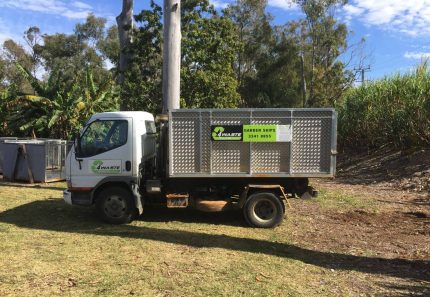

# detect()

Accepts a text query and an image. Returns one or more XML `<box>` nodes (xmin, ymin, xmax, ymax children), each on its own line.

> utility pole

<box><xmin>354</xmin><ymin>66</ymin><xmax>371</xmax><ymax>86</ymax></box>
<box><xmin>162</xmin><ymin>0</ymin><xmax>181</xmax><ymax>114</ymax></box>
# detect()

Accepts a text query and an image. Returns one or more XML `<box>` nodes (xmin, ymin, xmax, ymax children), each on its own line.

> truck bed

<box><xmin>168</xmin><ymin>108</ymin><xmax>337</xmax><ymax>178</ymax></box>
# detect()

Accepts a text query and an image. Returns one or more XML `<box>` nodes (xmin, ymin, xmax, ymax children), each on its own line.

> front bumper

<box><xmin>63</xmin><ymin>189</ymin><xmax>73</xmax><ymax>205</ymax></box>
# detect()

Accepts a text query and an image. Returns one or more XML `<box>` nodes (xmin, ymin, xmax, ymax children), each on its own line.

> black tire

<box><xmin>96</xmin><ymin>187</ymin><xmax>135</xmax><ymax>224</ymax></box>
<box><xmin>243</xmin><ymin>192</ymin><xmax>284</xmax><ymax>228</ymax></box>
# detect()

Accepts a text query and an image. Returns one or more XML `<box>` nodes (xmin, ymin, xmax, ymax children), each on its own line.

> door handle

<box><xmin>125</xmin><ymin>161</ymin><xmax>131</xmax><ymax>171</ymax></box>
<box><xmin>76</xmin><ymin>158</ymin><xmax>83</xmax><ymax>170</ymax></box>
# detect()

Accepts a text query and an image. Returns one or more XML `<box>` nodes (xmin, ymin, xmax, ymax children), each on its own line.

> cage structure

<box><xmin>169</xmin><ymin>108</ymin><xmax>337</xmax><ymax>178</ymax></box>
<box><xmin>0</xmin><ymin>139</ymin><xmax>67</xmax><ymax>183</ymax></box>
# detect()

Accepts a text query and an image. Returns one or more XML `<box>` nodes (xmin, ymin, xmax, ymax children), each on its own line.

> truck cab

<box><xmin>64</xmin><ymin>111</ymin><xmax>155</xmax><ymax>223</ymax></box>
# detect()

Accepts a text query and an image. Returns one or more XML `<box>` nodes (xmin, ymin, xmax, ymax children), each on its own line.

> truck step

<box><xmin>166</xmin><ymin>193</ymin><xmax>189</xmax><ymax>208</ymax></box>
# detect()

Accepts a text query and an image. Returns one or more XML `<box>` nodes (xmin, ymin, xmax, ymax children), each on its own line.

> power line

<box><xmin>354</xmin><ymin>66</ymin><xmax>371</xmax><ymax>86</ymax></box>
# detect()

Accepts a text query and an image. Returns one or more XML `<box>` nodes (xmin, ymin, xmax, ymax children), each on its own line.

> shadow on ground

<box><xmin>142</xmin><ymin>205</ymin><xmax>247</xmax><ymax>227</ymax></box>
<box><xmin>0</xmin><ymin>198</ymin><xmax>429</xmax><ymax>283</ymax></box>
<box><xmin>380</xmin><ymin>282</ymin><xmax>430</xmax><ymax>297</ymax></box>
<box><xmin>0</xmin><ymin>181</ymin><xmax>64</xmax><ymax>191</ymax></box>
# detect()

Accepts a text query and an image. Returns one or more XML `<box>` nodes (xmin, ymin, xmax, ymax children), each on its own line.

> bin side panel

<box><xmin>211</xmin><ymin>115</ymin><xmax>250</xmax><ymax>174</ymax></box>
<box><xmin>291</xmin><ymin>110</ymin><xmax>333</xmax><ymax>174</ymax></box>
<box><xmin>171</xmin><ymin>115</ymin><xmax>200</xmax><ymax>174</ymax></box>
<box><xmin>251</xmin><ymin>142</ymin><xmax>290</xmax><ymax>173</ymax></box>
<box><xmin>170</xmin><ymin>109</ymin><xmax>336</xmax><ymax>177</ymax></box>
<box><xmin>250</xmin><ymin>111</ymin><xmax>291</xmax><ymax>174</ymax></box>
<box><xmin>24</xmin><ymin>144</ymin><xmax>45</xmax><ymax>182</ymax></box>
<box><xmin>1</xmin><ymin>143</ymin><xmax>18</xmax><ymax>180</ymax></box>
<box><xmin>200</xmin><ymin>112</ymin><xmax>211</xmax><ymax>173</ymax></box>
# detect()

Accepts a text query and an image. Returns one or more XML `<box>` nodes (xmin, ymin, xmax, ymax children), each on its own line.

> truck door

<box><xmin>70</xmin><ymin>117</ymin><xmax>133</xmax><ymax>188</ymax></box>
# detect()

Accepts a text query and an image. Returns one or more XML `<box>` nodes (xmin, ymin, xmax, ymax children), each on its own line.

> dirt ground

<box><xmin>296</xmin><ymin>148</ymin><xmax>430</xmax><ymax>296</ymax></box>
<box><xmin>337</xmin><ymin>147</ymin><xmax>430</xmax><ymax>193</ymax></box>
<box><xmin>306</xmin><ymin>180</ymin><xmax>430</xmax><ymax>259</ymax></box>
<box><xmin>292</xmin><ymin>179</ymin><xmax>429</xmax><ymax>295</ymax></box>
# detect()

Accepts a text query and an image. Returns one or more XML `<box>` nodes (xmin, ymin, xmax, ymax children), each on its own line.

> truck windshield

<box><xmin>80</xmin><ymin>120</ymin><xmax>128</xmax><ymax>157</ymax></box>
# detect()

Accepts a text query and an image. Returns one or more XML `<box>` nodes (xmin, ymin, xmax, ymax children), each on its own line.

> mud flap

<box><xmin>131</xmin><ymin>183</ymin><xmax>144</xmax><ymax>215</ymax></box>
<box><xmin>300</xmin><ymin>186</ymin><xmax>318</xmax><ymax>199</ymax></box>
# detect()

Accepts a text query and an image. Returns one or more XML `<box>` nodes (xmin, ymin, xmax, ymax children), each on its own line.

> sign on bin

<box><xmin>211</xmin><ymin>125</ymin><xmax>292</xmax><ymax>142</ymax></box>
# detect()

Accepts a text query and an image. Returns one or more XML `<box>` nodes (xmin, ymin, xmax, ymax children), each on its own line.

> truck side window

<box><xmin>80</xmin><ymin>120</ymin><xmax>128</xmax><ymax>157</ymax></box>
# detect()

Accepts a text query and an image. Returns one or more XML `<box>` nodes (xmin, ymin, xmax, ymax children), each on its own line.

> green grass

<box><xmin>0</xmin><ymin>181</ymin><xmax>426</xmax><ymax>296</ymax></box>
<box><xmin>313</xmin><ymin>189</ymin><xmax>378</xmax><ymax>211</ymax></box>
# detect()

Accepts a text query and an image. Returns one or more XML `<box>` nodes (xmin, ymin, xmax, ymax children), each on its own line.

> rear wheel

<box><xmin>243</xmin><ymin>192</ymin><xmax>284</xmax><ymax>228</ymax></box>
<box><xmin>96</xmin><ymin>187</ymin><xmax>135</xmax><ymax>224</ymax></box>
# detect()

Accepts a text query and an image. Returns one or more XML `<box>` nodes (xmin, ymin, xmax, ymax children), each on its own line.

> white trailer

<box><xmin>64</xmin><ymin>108</ymin><xmax>337</xmax><ymax>228</ymax></box>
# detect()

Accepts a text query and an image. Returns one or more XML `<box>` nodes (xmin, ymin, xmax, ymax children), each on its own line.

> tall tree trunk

<box><xmin>162</xmin><ymin>0</ymin><xmax>181</xmax><ymax>114</ymax></box>
<box><xmin>309</xmin><ymin>43</ymin><xmax>315</xmax><ymax>107</ymax></box>
<box><xmin>117</xmin><ymin>0</ymin><xmax>134</xmax><ymax>111</ymax></box>
<box><xmin>300</xmin><ymin>53</ymin><xmax>307</xmax><ymax>107</ymax></box>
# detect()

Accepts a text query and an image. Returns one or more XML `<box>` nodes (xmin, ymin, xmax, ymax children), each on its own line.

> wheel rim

<box><xmin>253</xmin><ymin>198</ymin><xmax>276</xmax><ymax>222</ymax></box>
<box><xmin>104</xmin><ymin>194</ymin><xmax>127</xmax><ymax>218</ymax></box>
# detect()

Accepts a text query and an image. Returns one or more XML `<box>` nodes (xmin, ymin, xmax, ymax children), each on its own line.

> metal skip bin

<box><xmin>0</xmin><ymin>137</ymin><xmax>18</xmax><ymax>174</ymax></box>
<box><xmin>169</xmin><ymin>109</ymin><xmax>337</xmax><ymax>178</ymax></box>
<box><xmin>0</xmin><ymin>139</ymin><xmax>67</xmax><ymax>183</ymax></box>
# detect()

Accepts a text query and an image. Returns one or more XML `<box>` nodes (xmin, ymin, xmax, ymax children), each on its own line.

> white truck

<box><xmin>64</xmin><ymin>108</ymin><xmax>337</xmax><ymax>228</ymax></box>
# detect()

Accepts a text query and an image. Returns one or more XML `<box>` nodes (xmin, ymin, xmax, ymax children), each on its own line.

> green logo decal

<box><xmin>90</xmin><ymin>160</ymin><xmax>121</xmax><ymax>174</ymax></box>
<box><xmin>211</xmin><ymin>126</ymin><xmax>242</xmax><ymax>141</ymax></box>
<box><xmin>91</xmin><ymin>160</ymin><xmax>103</xmax><ymax>173</ymax></box>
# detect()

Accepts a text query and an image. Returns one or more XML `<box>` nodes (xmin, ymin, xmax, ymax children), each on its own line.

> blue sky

<box><xmin>1</xmin><ymin>0</ymin><xmax>430</xmax><ymax>81</ymax></box>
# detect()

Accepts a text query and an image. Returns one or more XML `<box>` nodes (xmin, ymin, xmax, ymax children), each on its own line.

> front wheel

<box><xmin>96</xmin><ymin>187</ymin><xmax>135</xmax><ymax>224</ymax></box>
<box><xmin>243</xmin><ymin>192</ymin><xmax>284</xmax><ymax>228</ymax></box>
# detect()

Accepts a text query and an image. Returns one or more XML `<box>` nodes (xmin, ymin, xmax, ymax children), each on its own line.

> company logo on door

<box><xmin>90</xmin><ymin>160</ymin><xmax>122</xmax><ymax>174</ymax></box>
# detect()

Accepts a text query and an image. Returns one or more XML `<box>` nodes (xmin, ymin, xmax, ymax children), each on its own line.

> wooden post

<box><xmin>162</xmin><ymin>0</ymin><xmax>181</xmax><ymax>114</ymax></box>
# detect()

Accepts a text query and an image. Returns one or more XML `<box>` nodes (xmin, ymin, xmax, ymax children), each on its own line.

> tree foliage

<box><xmin>0</xmin><ymin>1</ymin><xmax>362</xmax><ymax>142</ymax></box>
<box><xmin>120</xmin><ymin>1</ymin><xmax>163</xmax><ymax>113</ymax></box>
<box><xmin>121</xmin><ymin>0</ymin><xmax>240</xmax><ymax>113</ymax></box>
<box><xmin>180</xmin><ymin>0</ymin><xmax>241</xmax><ymax>108</ymax></box>
<box><xmin>5</xmin><ymin>64</ymin><xmax>118</xmax><ymax>139</ymax></box>
<box><xmin>294</xmin><ymin>0</ymin><xmax>352</xmax><ymax>107</ymax></box>
<box><xmin>0</xmin><ymin>15</ymin><xmax>120</xmax><ymax>138</ymax></box>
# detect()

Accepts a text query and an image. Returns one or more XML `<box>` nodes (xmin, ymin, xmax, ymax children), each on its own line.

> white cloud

<box><xmin>62</xmin><ymin>10</ymin><xmax>91</xmax><ymax>19</ymax></box>
<box><xmin>344</xmin><ymin>0</ymin><xmax>430</xmax><ymax>36</ymax></box>
<box><xmin>72</xmin><ymin>1</ymin><xmax>92</xmax><ymax>10</ymax></box>
<box><xmin>209</xmin><ymin>0</ymin><xmax>298</xmax><ymax>11</ymax></box>
<box><xmin>0</xmin><ymin>0</ymin><xmax>93</xmax><ymax>19</ymax></box>
<box><xmin>404</xmin><ymin>51</ymin><xmax>430</xmax><ymax>59</ymax></box>
<box><xmin>268</xmin><ymin>0</ymin><xmax>298</xmax><ymax>10</ymax></box>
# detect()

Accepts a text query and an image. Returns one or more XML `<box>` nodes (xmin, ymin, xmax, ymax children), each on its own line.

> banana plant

<box><xmin>6</xmin><ymin>63</ymin><xmax>118</xmax><ymax>139</ymax></box>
